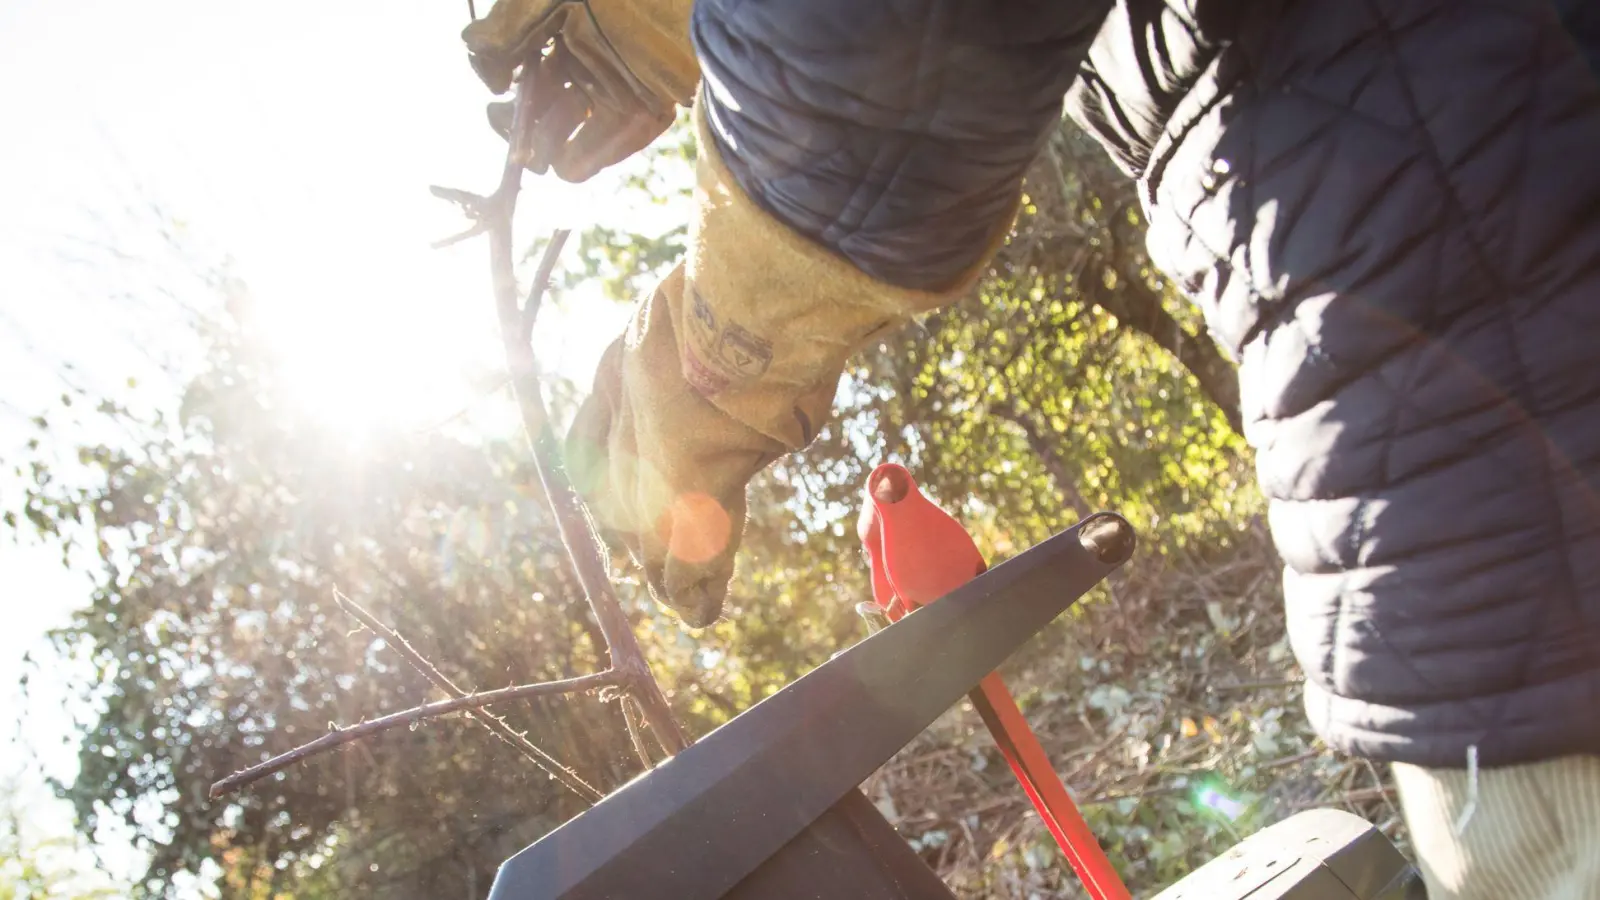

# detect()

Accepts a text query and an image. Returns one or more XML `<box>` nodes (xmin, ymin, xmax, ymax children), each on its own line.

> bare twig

<box><xmin>208</xmin><ymin>671</ymin><xmax>618</xmax><ymax>799</ymax></box>
<box><xmin>1079</xmin><ymin>785</ymin><xmax>1188</xmax><ymax>806</ymax></box>
<box><xmin>434</xmin><ymin>70</ymin><xmax>688</xmax><ymax>759</ymax></box>
<box><xmin>1206</xmin><ymin>677</ymin><xmax>1304</xmax><ymax>694</ymax></box>
<box><xmin>619</xmin><ymin>696</ymin><xmax>653</xmax><ymax>769</ymax></box>
<box><xmin>1361</xmin><ymin>757</ymin><xmax>1403</xmax><ymax>823</ymax></box>
<box><xmin>1289</xmin><ymin>785</ymin><xmax>1395</xmax><ymax>812</ymax></box>
<box><xmin>1260</xmin><ymin>749</ymin><xmax>1321</xmax><ymax>770</ymax></box>
<box><xmin>431</xmin><ymin>221</ymin><xmax>491</xmax><ymax>250</ymax></box>
<box><xmin>410</xmin><ymin>375</ymin><xmax>513</xmax><ymax>435</ymax></box>
<box><xmin>520</xmin><ymin>229</ymin><xmax>571</xmax><ymax>346</ymax></box>
<box><xmin>207</xmin><ymin>56</ymin><xmax>685</xmax><ymax>809</ymax></box>
<box><xmin>430</xmin><ymin>184</ymin><xmax>494</xmax><ymax>212</ymax></box>
<box><xmin>333</xmin><ymin>589</ymin><xmax>602</xmax><ymax>802</ymax></box>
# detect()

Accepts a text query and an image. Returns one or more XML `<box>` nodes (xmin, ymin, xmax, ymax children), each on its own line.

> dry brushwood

<box><xmin>209</xmin><ymin>66</ymin><xmax>686</xmax><ymax>801</ymax></box>
<box><xmin>331</xmin><ymin>589</ymin><xmax>602</xmax><ymax>802</ymax></box>
<box><xmin>208</xmin><ymin>671</ymin><xmax>618</xmax><ymax>799</ymax></box>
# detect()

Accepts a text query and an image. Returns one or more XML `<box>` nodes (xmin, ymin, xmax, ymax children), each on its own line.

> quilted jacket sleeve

<box><xmin>1555</xmin><ymin>0</ymin><xmax>1600</xmax><ymax>73</ymax></box>
<box><xmin>689</xmin><ymin>0</ymin><xmax>1113</xmax><ymax>292</ymax></box>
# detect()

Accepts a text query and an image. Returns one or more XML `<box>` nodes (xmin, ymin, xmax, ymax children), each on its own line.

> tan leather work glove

<box><xmin>564</xmin><ymin>101</ymin><xmax>1020</xmax><ymax>627</ymax></box>
<box><xmin>462</xmin><ymin>0</ymin><xmax>698</xmax><ymax>182</ymax></box>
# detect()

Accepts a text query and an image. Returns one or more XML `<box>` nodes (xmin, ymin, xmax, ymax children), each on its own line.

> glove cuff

<box><xmin>618</xmin><ymin>0</ymin><xmax>700</xmax><ymax>108</ymax></box>
<box><xmin>681</xmin><ymin>97</ymin><xmax>1018</xmax><ymax>449</ymax></box>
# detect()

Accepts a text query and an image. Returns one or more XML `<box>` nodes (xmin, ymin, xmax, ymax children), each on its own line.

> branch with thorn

<box><xmin>209</xmin><ymin>67</ymin><xmax>686</xmax><ymax>803</ymax></box>
<box><xmin>449</xmin><ymin>68</ymin><xmax>686</xmax><ymax>758</ymax></box>
<box><xmin>210</xmin><ymin>671</ymin><xmax>618</xmax><ymax>800</ymax></box>
<box><xmin>331</xmin><ymin>589</ymin><xmax>602</xmax><ymax>802</ymax></box>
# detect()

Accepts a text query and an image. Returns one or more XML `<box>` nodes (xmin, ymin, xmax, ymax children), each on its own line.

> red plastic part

<box><xmin>858</xmin><ymin>463</ymin><xmax>1132</xmax><ymax>900</ymax></box>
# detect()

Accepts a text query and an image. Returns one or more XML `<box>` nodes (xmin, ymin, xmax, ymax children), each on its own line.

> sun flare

<box><xmin>245</xmin><ymin>190</ymin><xmax>636</xmax><ymax>446</ymax></box>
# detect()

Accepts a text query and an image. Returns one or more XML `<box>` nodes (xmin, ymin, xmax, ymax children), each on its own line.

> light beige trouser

<box><xmin>1393</xmin><ymin>755</ymin><xmax>1600</xmax><ymax>900</ymax></box>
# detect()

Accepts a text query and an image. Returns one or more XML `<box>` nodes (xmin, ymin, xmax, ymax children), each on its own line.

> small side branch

<box><xmin>333</xmin><ymin>589</ymin><xmax>602</xmax><ymax>802</ymax></box>
<box><xmin>206</xmin><ymin>62</ymin><xmax>686</xmax><ymax>808</ymax></box>
<box><xmin>1205</xmin><ymin>677</ymin><xmax>1305</xmax><ymax>695</ymax></box>
<box><xmin>208</xmin><ymin>671</ymin><xmax>618</xmax><ymax>800</ymax></box>
<box><xmin>520</xmin><ymin>229</ymin><xmax>571</xmax><ymax>346</ymax></box>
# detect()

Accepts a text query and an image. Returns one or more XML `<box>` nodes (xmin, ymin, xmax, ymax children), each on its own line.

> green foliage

<box><xmin>0</xmin><ymin>780</ymin><xmax>123</xmax><ymax>899</ymax></box>
<box><xmin>563</xmin><ymin>107</ymin><xmax>695</xmax><ymax>304</ymax></box>
<box><xmin>8</xmin><ymin>300</ymin><xmax>728</xmax><ymax>898</ymax></box>
<box><xmin>3</xmin><ymin>114</ymin><xmax>1368</xmax><ymax>900</ymax></box>
<box><xmin>563</xmin><ymin>116</ymin><xmax>1349</xmax><ymax>899</ymax></box>
<box><xmin>852</xmin><ymin>532</ymin><xmax>1404</xmax><ymax>899</ymax></box>
<box><xmin>661</xmin><ymin>120</ymin><xmax>1261</xmax><ymax>722</ymax></box>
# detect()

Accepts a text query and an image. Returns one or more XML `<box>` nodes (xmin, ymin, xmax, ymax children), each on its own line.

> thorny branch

<box><xmin>521</xmin><ymin>228</ymin><xmax>571</xmax><ymax>346</ymax></box>
<box><xmin>331</xmin><ymin>589</ymin><xmax>602</xmax><ymax>802</ymax></box>
<box><xmin>619</xmin><ymin>696</ymin><xmax>654</xmax><ymax>769</ymax></box>
<box><xmin>209</xmin><ymin>671</ymin><xmax>618</xmax><ymax>799</ymax></box>
<box><xmin>456</xmin><ymin>69</ymin><xmax>688</xmax><ymax>757</ymax></box>
<box><xmin>209</xmin><ymin>67</ymin><xmax>686</xmax><ymax>802</ymax></box>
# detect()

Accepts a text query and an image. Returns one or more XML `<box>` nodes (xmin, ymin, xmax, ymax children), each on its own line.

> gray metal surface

<box><xmin>488</xmin><ymin>515</ymin><xmax>1132</xmax><ymax>900</ymax></box>
<box><xmin>1153</xmin><ymin>809</ymin><xmax>1424</xmax><ymax>900</ymax></box>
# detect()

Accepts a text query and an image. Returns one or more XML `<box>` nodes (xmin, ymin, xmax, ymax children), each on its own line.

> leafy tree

<box><xmin>9</xmin><ymin>288</ymin><xmax>732</xmax><ymax>897</ymax></box>
<box><xmin>573</xmin><ymin>116</ymin><xmax>1255</xmax><ymax>561</ymax></box>
<box><xmin>580</xmin><ymin>116</ymin><xmax>1261</xmax><ymax>712</ymax></box>
<box><xmin>0</xmin><ymin>779</ymin><xmax>123</xmax><ymax>900</ymax></box>
<box><xmin>560</xmin><ymin>116</ymin><xmax>1327</xmax><ymax>899</ymax></box>
<box><xmin>6</xmin><ymin>112</ymin><xmax>1316</xmax><ymax>899</ymax></box>
<box><xmin>851</xmin><ymin>125</ymin><xmax>1252</xmax><ymax>553</ymax></box>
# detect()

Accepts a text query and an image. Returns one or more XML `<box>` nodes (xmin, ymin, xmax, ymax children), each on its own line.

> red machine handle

<box><xmin>858</xmin><ymin>463</ymin><xmax>1132</xmax><ymax>900</ymax></box>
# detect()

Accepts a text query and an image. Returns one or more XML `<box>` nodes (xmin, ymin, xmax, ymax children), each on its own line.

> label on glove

<box><xmin>683</xmin><ymin>287</ymin><xmax>773</xmax><ymax>396</ymax></box>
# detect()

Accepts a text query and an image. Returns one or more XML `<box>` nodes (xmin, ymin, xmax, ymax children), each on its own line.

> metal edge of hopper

<box><xmin>488</xmin><ymin>513</ymin><xmax>1135</xmax><ymax>900</ymax></box>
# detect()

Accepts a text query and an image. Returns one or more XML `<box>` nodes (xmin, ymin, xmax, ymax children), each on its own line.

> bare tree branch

<box><xmin>1205</xmin><ymin>677</ymin><xmax>1305</xmax><ymax>694</ymax></box>
<box><xmin>619</xmin><ymin>696</ymin><xmax>654</xmax><ymax>770</ymax></box>
<box><xmin>208</xmin><ymin>671</ymin><xmax>618</xmax><ymax>799</ymax></box>
<box><xmin>333</xmin><ymin>589</ymin><xmax>602</xmax><ymax>802</ymax></box>
<box><xmin>1091</xmin><ymin>280</ymin><xmax>1242</xmax><ymax>435</ymax></box>
<box><xmin>431</xmin><ymin>221</ymin><xmax>491</xmax><ymax>250</ymax></box>
<box><xmin>1021</xmin><ymin>130</ymin><xmax>1244</xmax><ymax>437</ymax></box>
<box><xmin>993</xmin><ymin>398</ymin><xmax>1094</xmax><ymax>519</ymax></box>
<box><xmin>436</xmin><ymin>71</ymin><xmax>688</xmax><ymax>759</ymax></box>
<box><xmin>211</xmin><ymin>63</ymin><xmax>688</xmax><ymax>808</ymax></box>
<box><xmin>411</xmin><ymin>375</ymin><xmax>513</xmax><ymax>435</ymax></box>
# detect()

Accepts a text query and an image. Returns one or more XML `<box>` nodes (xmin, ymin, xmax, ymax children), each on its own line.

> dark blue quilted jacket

<box><xmin>691</xmin><ymin>0</ymin><xmax>1600</xmax><ymax>770</ymax></box>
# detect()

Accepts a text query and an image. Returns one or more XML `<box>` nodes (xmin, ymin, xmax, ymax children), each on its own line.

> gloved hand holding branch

<box><xmin>462</xmin><ymin>0</ymin><xmax>699</xmax><ymax>182</ymax></box>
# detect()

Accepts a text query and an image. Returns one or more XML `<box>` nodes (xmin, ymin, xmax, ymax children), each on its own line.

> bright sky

<box><xmin>0</xmin><ymin>0</ymin><xmax>659</xmax><ymax>891</ymax></box>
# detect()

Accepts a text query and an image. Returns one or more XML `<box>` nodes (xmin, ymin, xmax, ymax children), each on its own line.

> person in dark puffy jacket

<box><xmin>461</xmin><ymin>1</ymin><xmax>1600</xmax><ymax>896</ymax></box>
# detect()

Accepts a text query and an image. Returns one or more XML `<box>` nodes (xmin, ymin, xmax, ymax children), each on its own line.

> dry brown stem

<box><xmin>465</xmin><ymin>72</ymin><xmax>687</xmax><ymax>758</ymax></box>
<box><xmin>208</xmin><ymin>671</ymin><xmax>617</xmax><ymax>799</ymax></box>
<box><xmin>332</xmin><ymin>589</ymin><xmax>602</xmax><ymax>802</ymax></box>
<box><xmin>209</xmin><ymin>66</ymin><xmax>687</xmax><ymax>805</ymax></box>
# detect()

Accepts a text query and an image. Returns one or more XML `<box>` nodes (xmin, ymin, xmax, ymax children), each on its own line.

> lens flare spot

<box><xmin>659</xmin><ymin>492</ymin><xmax>731</xmax><ymax>565</ymax></box>
<box><xmin>1192</xmin><ymin>783</ymin><xmax>1247</xmax><ymax>821</ymax></box>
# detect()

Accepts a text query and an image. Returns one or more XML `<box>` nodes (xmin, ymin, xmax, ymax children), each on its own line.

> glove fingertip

<box><xmin>468</xmin><ymin>53</ymin><xmax>514</xmax><ymax>96</ymax></box>
<box><xmin>654</xmin><ymin>580</ymin><xmax>726</xmax><ymax>630</ymax></box>
<box><xmin>633</xmin><ymin>549</ymin><xmax>727</xmax><ymax>629</ymax></box>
